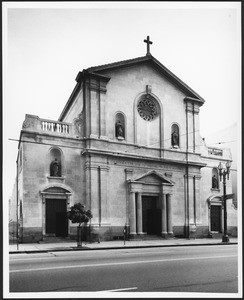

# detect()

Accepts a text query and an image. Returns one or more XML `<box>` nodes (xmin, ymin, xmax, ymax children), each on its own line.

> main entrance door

<box><xmin>142</xmin><ymin>196</ymin><xmax>161</xmax><ymax>235</ymax></box>
<box><xmin>46</xmin><ymin>199</ymin><xmax>68</xmax><ymax>237</ymax></box>
<box><xmin>210</xmin><ymin>205</ymin><xmax>222</xmax><ymax>232</ymax></box>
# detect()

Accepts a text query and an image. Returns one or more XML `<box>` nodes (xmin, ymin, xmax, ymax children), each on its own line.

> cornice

<box><xmin>76</xmin><ymin>69</ymin><xmax>111</xmax><ymax>83</ymax></box>
<box><xmin>81</xmin><ymin>148</ymin><xmax>206</xmax><ymax>168</ymax></box>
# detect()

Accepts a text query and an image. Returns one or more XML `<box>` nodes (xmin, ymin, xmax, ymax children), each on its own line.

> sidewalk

<box><xmin>9</xmin><ymin>237</ymin><xmax>238</xmax><ymax>254</ymax></box>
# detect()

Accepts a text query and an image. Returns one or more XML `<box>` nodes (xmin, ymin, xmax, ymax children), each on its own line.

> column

<box><xmin>136</xmin><ymin>192</ymin><xmax>143</xmax><ymax>234</ymax></box>
<box><xmin>125</xmin><ymin>169</ymin><xmax>133</xmax><ymax>230</ymax></box>
<box><xmin>161</xmin><ymin>194</ymin><xmax>167</xmax><ymax>237</ymax></box>
<box><xmin>41</xmin><ymin>194</ymin><xmax>45</xmax><ymax>235</ymax></box>
<box><xmin>129</xmin><ymin>192</ymin><xmax>136</xmax><ymax>235</ymax></box>
<box><xmin>66</xmin><ymin>194</ymin><xmax>71</xmax><ymax>236</ymax></box>
<box><xmin>166</xmin><ymin>194</ymin><xmax>173</xmax><ymax>236</ymax></box>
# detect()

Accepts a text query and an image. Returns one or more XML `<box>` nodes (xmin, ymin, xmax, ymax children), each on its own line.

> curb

<box><xmin>9</xmin><ymin>241</ymin><xmax>237</xmax><ymax>254</ymax></box>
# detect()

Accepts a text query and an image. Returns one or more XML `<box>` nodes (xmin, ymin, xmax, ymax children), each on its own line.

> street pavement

<box><xmin>9</xmin><ymin>244</ymin><xmax>239</xmax><ymax>293</ymax></box>
<box><xmin>9</xmin><ymin>236</ymin><xmax>238</xmax><ymax>254</ymax></box>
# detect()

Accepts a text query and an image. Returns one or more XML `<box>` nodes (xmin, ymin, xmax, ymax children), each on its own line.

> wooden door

<box><xmin>210</xmin><ymin>205</ymin><xmax>222</xmax><ymax>232</ymax></box>
<box><xmin>46</xmin><ymin>199</ymin><xmax>68</xmax><ymax>237</ymax></box>
<box><xmin>147</xmin><ymin>209</ymin><xmax>161</xmax><ymax>235</ymax></box>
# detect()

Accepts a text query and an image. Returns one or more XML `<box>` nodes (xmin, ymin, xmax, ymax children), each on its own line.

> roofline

<box><xmin>58</xmin><ymin>81</ymin><xmax>81</xmax><ymax>122</ymax></box>
<box><xmin>59</xmin><ymin>54</ymin><xmax>205</xmax><ymax>120</ymax></box>
<box><xmin>87</xmin><ymin>55</ymin><xmax>150</xmax><ymax>72</ymax></box>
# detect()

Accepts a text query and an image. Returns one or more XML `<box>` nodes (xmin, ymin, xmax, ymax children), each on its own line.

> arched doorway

<box><xmin>40</xmin><ymin>186</ymin><xmax>72</xmax><ymax>237</ymax></box>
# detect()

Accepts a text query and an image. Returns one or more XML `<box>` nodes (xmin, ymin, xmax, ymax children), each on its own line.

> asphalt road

<box><xmin>9</xmin><ymin>245</ymin><xmax>238</xmax><ymax>294</ymax></box>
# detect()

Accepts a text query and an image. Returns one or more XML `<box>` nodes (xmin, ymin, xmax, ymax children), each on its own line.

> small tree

<box><xmin>67</xmin><ymin>203</ymin><xmax>92</xmax><ymax>247</ymax></box>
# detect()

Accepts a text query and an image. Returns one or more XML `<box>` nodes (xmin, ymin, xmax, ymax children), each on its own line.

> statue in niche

<box><xmin>115</xmin><ymin>120</ymin><xmax>124</xmax><ymax>139</ymax></box>
<box><xmin>212</xmin><ymin>175</ymin><xmax>218</xmax><ymax>189</ymax></box>
<box><xmin>50</xmin><ymin>158</ymin><xmax>61</xmax><ymax>177</ymax></box>
<box><xmin>171</xmin><ymin>130</ymin><xmax>179</xmax><ymax>147</ymax></box>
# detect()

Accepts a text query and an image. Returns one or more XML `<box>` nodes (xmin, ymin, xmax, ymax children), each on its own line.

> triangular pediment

<box><xmin>86</xmin><ymin>55</ymin><xmax>205</xmax><ymax>104</ymax></box>
<box><xmin>132</xmin><ymin>170</ymin><xmax>174</xmax><ymax>186</ymax></box>
<box><xmin>59</xmin><ymin>54</ymin><xmax>204</xmax><ymax>122</ymax></box>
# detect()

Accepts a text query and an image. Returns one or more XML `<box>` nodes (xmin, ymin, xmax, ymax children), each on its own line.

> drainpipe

<box><xmin>16</xmin><ymin>156</ymin><xmax>19</xmax><ymax>250</ymax></box>
<box><xmin>193</xmin><ymin>103</ymin><xmax>195</xmax><ymax>153</ymax></box>
<box><xmin>185</xmin><ymin>101</ymin><xmax>190</xmax><ymax>239</ymax></box>
<box><xmin>82</xmin><ymin>70</ymin><xmax>87</xmax><ymax>138</ymax></box>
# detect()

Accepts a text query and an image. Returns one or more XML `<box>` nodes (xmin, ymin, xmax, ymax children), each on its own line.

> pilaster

<box><xmin>188</xmin><ymin>174</ymin><xmax>195</xmax><ymax>224</ymax></box>
<box><xmin>193</xmin><ymin>103</ymin><xmax>201</xmax><ymax>153</ymax></box>
<box><xmin>185</xmin><ymin>100</ymin><xmax>194</xmax><ymax>152</ymax></box>
<box><xmin>100</xmin><ymin>87</ymin><xmax>107</xmax><ymax>139</ymax></box>
<box><xmin>90</xmin><ymin>165</ymin><xmax>99</xmax><ymax>224</ymax></box>
<box><xmin>77</xmin><ymin>70</ymin><xmax>110</xmax><ymax>139</ymax></box>
<box><xmin>194</xmin><ymin>174</ymin><xmax>201</xmax><ymax>224</ymax></box>
<box><xmin>90</xmin><ymin>87</ymin><xmax>99</xmax><ymax>138</ymax></box>
<box><xmin>99</xmin><ymin>166</ymin><xmax>110</xmax><ymax>224</ymax></box>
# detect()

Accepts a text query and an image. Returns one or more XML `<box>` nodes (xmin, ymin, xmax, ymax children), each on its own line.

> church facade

<box><xmin>14</xmin><ymin>39</ymin><xmax>237</xmax><ymax>242</ymax></box>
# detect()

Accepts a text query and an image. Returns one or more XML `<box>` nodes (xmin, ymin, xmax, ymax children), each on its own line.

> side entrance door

<box><xmin>210</xmin><ymin>205</ymin><xmax>222</xmax><ymax>232</ymax></box>
<box><xmin>46</xmin><ymin>199</ymin><xmax>68</xmax><ymax>237</ymax></box>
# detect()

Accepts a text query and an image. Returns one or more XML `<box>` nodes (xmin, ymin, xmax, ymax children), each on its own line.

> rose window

<box><xmin>137</xmin><ymin>97</ymin><xmax>157</xmax><ymax>121</ymax></box>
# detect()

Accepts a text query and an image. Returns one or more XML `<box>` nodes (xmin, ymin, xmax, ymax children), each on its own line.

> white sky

<box><xmin>3</xmin><ymin>2</ymin><xmax>241</xmax><ymax>201</ymax></box>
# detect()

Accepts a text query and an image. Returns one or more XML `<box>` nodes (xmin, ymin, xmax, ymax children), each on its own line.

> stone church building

<box><xmin>14</xmin><ymin>37</ymin><xmax>237</xmax><ymax>242</ymax></box>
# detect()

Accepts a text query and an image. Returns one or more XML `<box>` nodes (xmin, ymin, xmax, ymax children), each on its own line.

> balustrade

<box><xmin>41</xmin><ymin>120</ymin><xmax>70</xmax><ymax>135</ymax></box>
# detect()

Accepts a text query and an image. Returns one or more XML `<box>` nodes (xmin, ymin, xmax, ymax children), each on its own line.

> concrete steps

<box><xmin>38</xmin><ymin>237</ymin><xmax>74</xmax><ymax>244</ymax></box>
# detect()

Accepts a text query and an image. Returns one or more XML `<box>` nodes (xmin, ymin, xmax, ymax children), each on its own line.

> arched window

<box><xmin>50</xmin><ymin>148</ymin><xmax>62</xmax><ymax>177</ymax></box>
<box><xmin>171</xmin><ymin>124</ymin><xmax>180</xmax><ymax>148</ymax></box>
<box><xmin>115</xmin><ymin>112</ymin><xmax>125</xmax><ymax>140</ymax></box>
<box><xmin>212</xmin><ymin>168</ymin><xmax>219</xmax><ymax>189</ymax></box>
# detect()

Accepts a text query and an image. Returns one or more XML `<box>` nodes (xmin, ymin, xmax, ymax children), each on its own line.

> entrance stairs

<box><xmin>140</xmin><ymin>235</ymin><xmax>163</xmax><ymax>240</ymax></box>
<box><xmin>209</xmin><ymin>232</ymin><xmax>223</xmax><ymax>239</ymax></box>
<box><xmin>38</xmin><ymin>236</ymin><xmax>74</xmax><ymax>244</ymax></box>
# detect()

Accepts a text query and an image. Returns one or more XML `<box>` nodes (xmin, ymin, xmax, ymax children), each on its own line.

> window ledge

<box><xmin>117</xmin><ymin>136</ymin><xmax>125</xmax><ymax>141</ymax></box>
<box><xmin>47</xmin><ymin>176</ymin><xmax>65</xmax><ymax>182</ymax></box>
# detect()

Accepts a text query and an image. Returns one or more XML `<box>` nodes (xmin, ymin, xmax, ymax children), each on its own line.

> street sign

<box><xmin>221</xmin><ymin>193</ymin><xmax>235</xmax><ymax>201</ymax></box>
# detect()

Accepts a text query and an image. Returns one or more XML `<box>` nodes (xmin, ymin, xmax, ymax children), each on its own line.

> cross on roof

<box><xmin>144</xmin><ymin>36</ymin><xmax>153</xmax><ymax>56</ymax></box>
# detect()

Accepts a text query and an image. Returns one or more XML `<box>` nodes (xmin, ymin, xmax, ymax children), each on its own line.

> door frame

<box><xmin>210</xmin><ymin>205</ymin><xmax>222</xmax><ymax>232</ymax></box>
<box><xmin>207</xmin><ymin>196</ymin><xmax>223</xmax><ymax>234</ymax></box>
<box><xmin>40</xmin><ymin>186</ymin><xmax>72</xmax><ymax>237</ymax></box>
<box><xmin>141</xmin><ymin>194</ymin><xmax>160</xmax><ymax>235</ymax></box>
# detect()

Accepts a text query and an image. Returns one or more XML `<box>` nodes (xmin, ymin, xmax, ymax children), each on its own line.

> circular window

<box><xmin>137</xmin><ymin>96</ymin><xmax>157</xmax><ymax>121</ymax></box>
